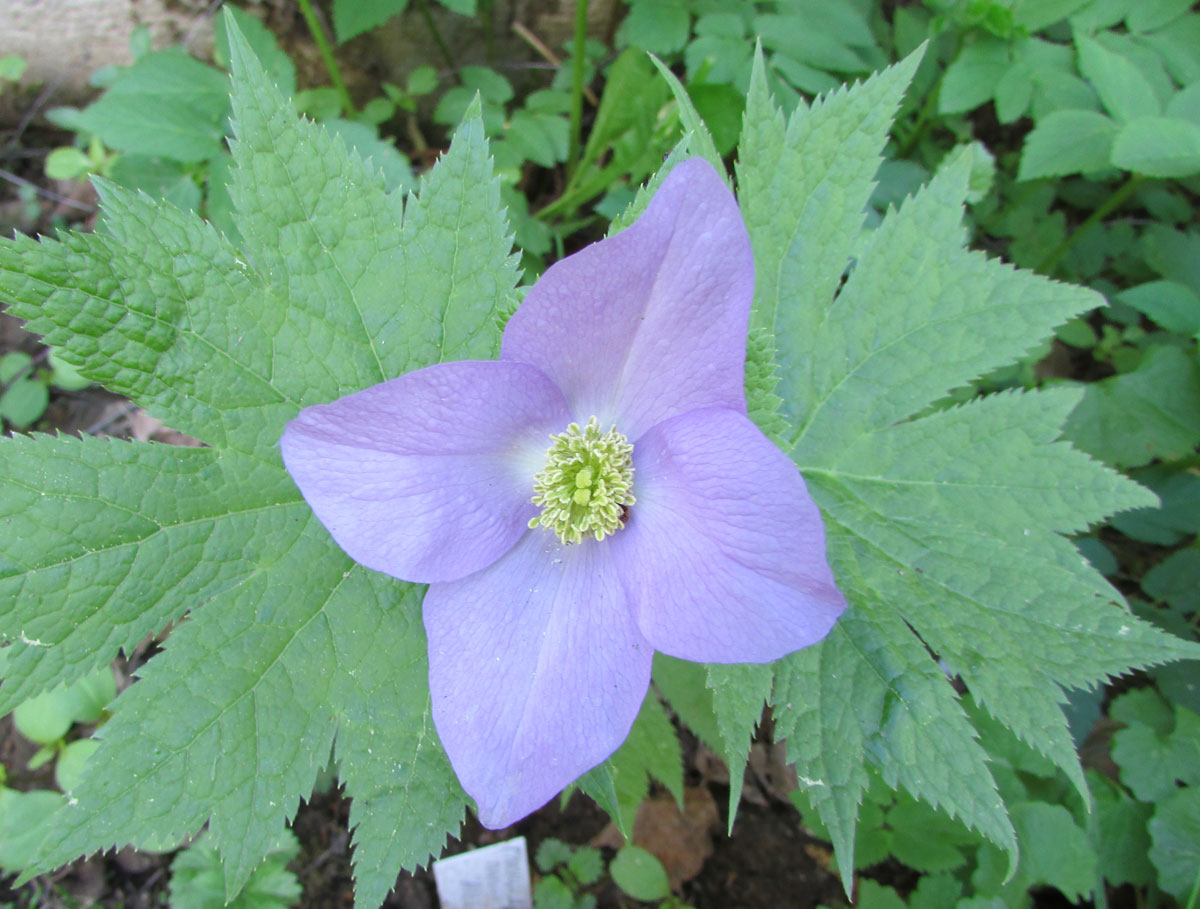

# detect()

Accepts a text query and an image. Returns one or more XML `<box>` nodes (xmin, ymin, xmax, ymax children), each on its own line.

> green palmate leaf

<box><xmin>2</xmin><ymin>14</ymin><xmax>516</xmax><ymax>906</ymax></box>
<box><xmin>732</xmin><ymin>47</ymin><xmax>1200</xmax><ymax>889</ymax></box>
<box><xmin>0</xmin><ymin>436</ymin><xmax>295</xmax><ymax>713</ymax></box>
<box><xmin>0</xmin><ymin>182</ymin><xmax>299</xmax><ymax>454</ymax></box>
<box><xmin>330</xmin><ymin>578</ymin><xmax>466</xmax><ymax>909</ymax></box>
<box><xmin>737</xmin><ymin>44</ymin><xmax>922</xmax><ymax>423</ymax></box>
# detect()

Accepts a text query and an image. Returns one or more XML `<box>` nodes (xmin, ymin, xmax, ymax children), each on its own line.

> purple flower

<box><xmin>280</xmin><ymin>158</ymin><xmax>846</xmax><ymax>828</ymax></box>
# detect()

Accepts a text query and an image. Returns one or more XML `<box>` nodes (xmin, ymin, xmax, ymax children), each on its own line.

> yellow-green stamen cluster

<box><xmin>529</xmin><ymin>417</ymin><xmax>635</xmax><ymax>544</ymax></box>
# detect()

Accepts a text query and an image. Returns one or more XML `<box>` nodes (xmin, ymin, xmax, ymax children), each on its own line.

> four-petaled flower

<box><xmin>280</xmin><ymin>158</ymin><xmax>847</xmax><ymax>828</ymax></box>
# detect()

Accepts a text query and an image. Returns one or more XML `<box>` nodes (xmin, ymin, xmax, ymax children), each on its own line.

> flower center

<box><xmin>528</xmin><ymin>417</ymin><xmax>635</xmax><ymax>544</ymax></box>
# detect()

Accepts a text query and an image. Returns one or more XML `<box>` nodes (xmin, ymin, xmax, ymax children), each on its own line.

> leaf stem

<box><xmin>1036</xmin><ymin>174</ymin><xmax>1144</xmax><ymax>276</ymax></box>
<box><xmin>295</xmin><ymin>0</ymin><xmax>354</xmax><ymax>115</ymax></box>
<box><xmin>417</xmin><ymin>0</ymin><xmax>460</xmax><ymax>81</ymax></box>
<box><xmin>567</xmin><ymin>0</ymin><xmax>589</xmax><ymax>178</ymax></box>
<box><xmin>481</xmin><ymin>0</ymin><xmax>495</xmax><ymax>62</ymax></box>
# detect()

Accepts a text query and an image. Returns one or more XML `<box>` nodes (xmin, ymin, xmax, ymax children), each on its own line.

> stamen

<box><xmin>528</xmin><ymin>417</ymin><xmax>635</xmax><ymax>544</ymax></box>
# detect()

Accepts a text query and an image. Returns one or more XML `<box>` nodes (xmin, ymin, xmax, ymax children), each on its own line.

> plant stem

<box><xmin>418</xmin><ymin>0</ymin><xmax>460</xmax><ymax>81</ymax></box>
<box><xmin>296</xmin><ymin>0</ymin><xmax>354</xmax><ymax>116</ymax></box>
<box><xmin>566</xmin><ymin>0</ymin><xmax>589</xmax><ymax>178</ymax></box>
<box><xmin>1036</xmin><ymin>174</ymin><xmax>1144</xmax><ymax>276</ymax></box>
<box><xmin>481</xmin><ymin>0</ymin><xmax>495</xmax><ymax>62</ymax></box>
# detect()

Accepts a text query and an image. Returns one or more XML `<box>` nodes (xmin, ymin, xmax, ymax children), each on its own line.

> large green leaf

<box><xmin>1</xmin><ymin>15</ymin><xmax>515</xmax><ymax>905</ymax></box>
<box><xmin>731</xmin><ymin>47</ymin><xmax>1199</xmax><ymax>889</ymax></box>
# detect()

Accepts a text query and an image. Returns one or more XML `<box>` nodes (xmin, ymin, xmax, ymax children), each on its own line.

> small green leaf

<box><xmin>0</xmin><ymin>376</ymin><xmax>48</xmax><ymax>427</ymax></box>
<box><xmin>169</xmin><ymin>829</ymin><xmax>301</xmax><ymax>909</ymax></box>
<box><xmin>0</xmin><ymin>350</ymin><xmax>31</xmax><ymax>383</ymax></box>
<box><xmin>1117</xmin><ymin>280</ymin><xmax>1200</xmax><ymax>335</ymax></box>
<box><xmin>13</xmin><ymin>685</ymin><xmax>75</xmax><ymax>745</ymax></box>
<box><xmin>333</xmin><ymin>0</ymin><xmax>409</xmax><ymax>43</ymax></box>
<box><xmin>75</xmin><ymin>48</ymin><xmax>230</xmax><ymax>162</ymax></box>
<box><xmin>566</xmin><ymin>847</ymin><xmax>604</xmax><ymax>886</ymax></box>
<box><xmin>0</xmin><ymin>54</ymin><xmax>27</xmax><ymax>81</ymax></box>
<box><xmin>994</xmin><ymin>62</ymin><xmax>1034</xmax><ymax>123</ymax></box>
<box><xmin>1126</xmin><ymin>0</ymin><xmax>1193</xmax><ymax>32</ymax></box>
<box><xmin>616</xmin><ymin>0</ymin><xmax>690</xmax><ymax>55</ymax></box>
<box><xmin>1112</xmin><ymin>705</ymin><xmax>1200</xmax><ymax>801</ymax></box>
<box><xmin>535</xmin><ymin>838</ymin><xmax>572</xmax><ymax>872</ymax></box>
<box><xmin>44</xmin><ymin>147</ymin><xmax>92</xmax><ymax>180</ymax></box>
<box><xmin>59</xmin><ymin>665</ymin><xmax>117</xmax><ymax>724</ymax></box>
<box><xmin>48</xmin><ymin>349</ymin><xmax>92</xmax><ymax>391</ymax></box>
<box><xmin>406</xmin><ymin>65</ymin><xmax>438</xmax><ymax>96</ymax></box>
<box><xmin>1138</xmin><ymin>13</ymin><xmax>1200</xmax><ymax>85</ymax></box>
<box><xmin>1148</xmin><ymin>787</ymin><xmax>1200</xmax><ymax>902</ymax></box>
<box><xmin>1011</xmin><ymin>802</ymin><xmax>1097</xmax><ymax>901</ymax></box>
<box><xmin>1111</xmin><ymin>115</ymin><xmax>1200</xmax><ymax>177</ymax></box>
<box><xmin>853</xmin><ymin>880</ymin><xmax>906</xmax><ymax>909</ymax></box>
<box><xmin>1090</xmin><ymin>770</ymin><xmax>1154</xmax><ymax>887</ymax></box>
<box><xmin>1075</xmin><ymin>31</ymin><xmax>1161</xmax><ymax>122</ymax></box>
<box><xmin>576</xmin><ymin>763</ymin><xmax>626</xmax><ymax>838</ymax></box>
<box><xmin>1063</xmin><ymin>345</ymin><xmax>1200</xmax><ymax>467</ymax></box>
<box><xmin>532</xmin><ymin>876</ymin><xmax>575</xmax><ymax>909</ymax></box>
<box><xmin>609</xmin><ymin>846</ymin><xmax>670</xmax><ymax>901</ymax></box>
<box><xmin>56</xmin><ymin>739</ymin><xmax>101</xmax><ymax>794</ymax></box>
<box><xmin>939</xmin><ymin>38</ymin><xmax>1009</xmax><ymax>115</ymax></box>
<box><xmin>1018</xmin><ymin>109</ymin><xmax>1118</xmax><ymax>179</ymax></box>
<box><xmin>1144</xmin><ymin>549</ymin><xmax>1200</xmax><ymax>613</ymax></box>
<box><xmin>0</xmin><ymin>789</ymin><xmax>64</xmax><ymax>873</ymax></box>
<box><xmin>1013</xmin><ymin>0</ymin><xmax>1090</xmax><ymax>31</ymax></box>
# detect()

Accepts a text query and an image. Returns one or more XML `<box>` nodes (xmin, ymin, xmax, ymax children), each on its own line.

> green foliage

<box><xmin>333</xmin><ymin>0</ymin><xmax>410</xmax><ymax>43</ymax></box>
<box><xmin>609</xmin><ymin>845</ymin><xmax>670</xmax><ymax>902</ymax></box>
<box><xmin>731</xmin><ymin>39</ymin><xmax>1198</xmax><ymax>894</ymax></box>
<box><xmin>531</xmin><ymin>839</ymin><xmax>604</xmax><ymax>909</ymax></box>
<box><xmin>169</xmin><ymin>829</ymin><xmax>301</xmax><ymax>909</ymax></box>
<box><xmin>71</xmin><ymin>48</ymin><xmax>229</xmax><ymax>163</ymax></box>
<box><xmin>4</xmin><ymin>1</ymin><xmax>1200</xmax><ymax>906</ymax></box>
<box><xmin>1148</xmin><ymin>787</ymin><xmax>1200</xmax><ymax>902</ymax></box>
<box><xmin>0</xmin><ymin>16</ymin><xmax>528</xmax><ymax>903</ymax></box>
<box><xmin>603</xmin><ymin>693</ymin><xmax>684</xmax><ymax>832</ymax></box>
<box><xmin>1063</xmin><ymin>345</ymin><xmax>1200</xmax><ymax>467</ymax></box>
<box><xmin>0</xmin><ymin>789</ymin><xmax>64</xmax><ymax>873</ymax></box>
<box><xmin>12</xmin><ymin>666</ymin><xmax>116</xmax><ymax>745</ymax></box>
<box><xmin>0</xmin><ymin>54</ymin><xmax>27</xmax><ymax>83</ymax></box>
